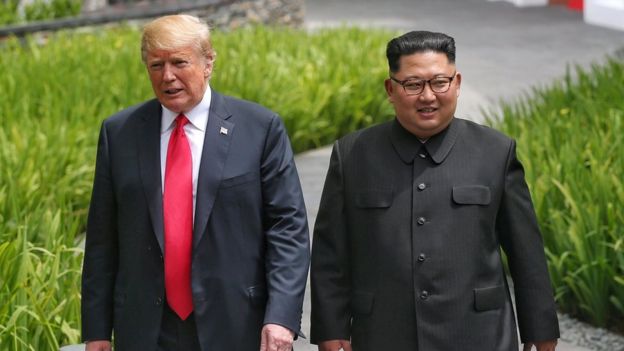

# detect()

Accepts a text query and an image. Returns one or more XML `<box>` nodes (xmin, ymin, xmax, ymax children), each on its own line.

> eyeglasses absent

<box><xmin>390</xmin><ymin>72</ymin><xmax>456</xmax><ymax>95</ymax></box>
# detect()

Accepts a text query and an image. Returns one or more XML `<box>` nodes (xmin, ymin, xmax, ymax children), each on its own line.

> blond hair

<box><xmin>141</xmin><ymin>14</ymin><xmax>216</xmax><ymax>64</ymax></box>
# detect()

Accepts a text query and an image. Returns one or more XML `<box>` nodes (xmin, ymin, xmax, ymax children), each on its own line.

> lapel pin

<box><xmin>220</xmin><ymin>127</ymin><xmax>228</xmax><ymax>135</ymax></box>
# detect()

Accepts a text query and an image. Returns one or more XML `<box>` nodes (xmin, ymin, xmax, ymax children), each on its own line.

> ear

<box><xmin>204</xmin><ymin>55</ymin><xmax>214</xmax><ymax>79</ymax></box>
<box><xmin>384</xmin><ymin>78</ymin><xmax>394</xmax><ymax>102</ymax></box>
<box><xmin>454</xmin><ymin>71</ymin><xmax>462</xmax><ymax>97</ymax></box>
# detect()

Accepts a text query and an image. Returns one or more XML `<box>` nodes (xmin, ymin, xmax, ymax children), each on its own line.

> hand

<box><xmin>523</xmin><ymin>339</ymin><xmax>557</xmax><ymax>351</ymax></box>
<box><xmin>318</xmin><ymin>339</ymin><xmax>352</xmax><ymax>351</ymax></box>
<box><xmin>260</xmin><ymin>323</ymin><xmax>295</xmax><ymax>351</ymax></box>
<box><xmin>85</xmin><ymin>340</ymin><xmax>112</xmax><ymax>351</ymax></box>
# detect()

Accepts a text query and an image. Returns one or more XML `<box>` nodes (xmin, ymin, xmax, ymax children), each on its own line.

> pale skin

<box><xmin>318</xmin><ymin>51</ymin><xmax>557</xmax><ymax>351</ymax></box>
<box><xmin>85</xmin><ymin>44</ymin><xmax>295</xmax><ymax>351</ymax></box>
<box><xmin>260</xmin><ymin>324</ymin><xmax>295</xmax><ymax>351</ymax></box>
<box><xmin>384</xmin><ymin>51</ymin><xmax>461</xmax><ymax>140</ymax></box>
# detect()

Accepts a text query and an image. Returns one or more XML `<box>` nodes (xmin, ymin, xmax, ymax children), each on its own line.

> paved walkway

<box><xmin>294</xmin><ymin>1</ymin><xmax>624</xmax><ymax>350</ymax></box>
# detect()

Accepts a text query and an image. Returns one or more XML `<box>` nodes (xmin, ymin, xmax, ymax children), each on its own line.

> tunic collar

<box><xmin>390</xmin><ymin>117</ymin><xmax>463</xmax><ymax>164</ymax></box>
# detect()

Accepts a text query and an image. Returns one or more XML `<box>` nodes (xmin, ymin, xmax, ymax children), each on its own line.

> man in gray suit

<box><xmin>310</xmin><ymin>31</ymin><xmax>559</xmax><ymax>351</ymax></box>
<box><xmin>82</xmin><ymin>14</ymin><xmax>309</xmax><ymax>351</ymax></box>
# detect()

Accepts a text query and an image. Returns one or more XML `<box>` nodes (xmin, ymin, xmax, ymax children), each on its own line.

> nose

<box><xmin>419</xmin><ymin>83</ymin><xmax>436</xmax><ymax>101</ymax></box>
<box><xmin>162</xmin><ymin>64</ymin><xmax>176</xmax><ymax>82</ymax></box>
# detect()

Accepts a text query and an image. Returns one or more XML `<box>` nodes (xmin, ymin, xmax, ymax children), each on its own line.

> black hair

<box><xmin>386</xmin><ymin>31</ymin><xmax>456</xmax><ymax>73</ymax></box>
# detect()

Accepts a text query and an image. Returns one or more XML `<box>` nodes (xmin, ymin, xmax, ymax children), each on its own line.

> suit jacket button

<box><xmin>417</xmin><ymin>217</ymin><xmax>426</xmax><ymax>225</ymax></box>
<box><xmin>420</xmin><ymin>291</ymin><xmax>429</xmax><ymax>300</ymax></box>
<box><xmin>155</xmin><ymin>297</ymin><xmax>163</xmax><ymax>305</ymax></box>
<box><xmin>417</xmin><ymin>183</ymin><xmax>426</xmax><ymax>191</ymax></box>
<box><xmin>418</xmin><ymin>253</ymin><xmax>426</xmax><ymax>262</ymax></box>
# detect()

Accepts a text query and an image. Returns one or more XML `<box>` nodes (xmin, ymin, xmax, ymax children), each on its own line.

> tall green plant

<box><xmin>212</xmin><ymin>26</ymin><xmax>395</xmax><ymax>151</ymax></box>
<box><xmin>0</xmin><ymin>0</ymin><xmax>19</xmax><ymax>25</ymax></box>
<box><xmin>489</xmin><ymin>59</ymin><xmax>624</xmax><ymax>329</ymax></box>
<box><xmin>0</xmin><ymin>26</ymin><xmax>395</xmax><ymax>350</ymax></box>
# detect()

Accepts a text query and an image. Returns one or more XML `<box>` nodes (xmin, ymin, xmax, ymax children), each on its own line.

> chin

<box><xmin>162</xmin><ymin>102</ymin><xmax>185</xmax><ymax>113</ymax></box>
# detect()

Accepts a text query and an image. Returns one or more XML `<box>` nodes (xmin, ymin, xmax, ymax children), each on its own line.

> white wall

<box><xmin>487</xmin><ymin>0</ymin><xmax>549</xmax><ymax>7</ymax></box>
<box><xmin>585</xmin><ymin>0</ymin><xmax>624</xmax><ymax>31</ymax></box>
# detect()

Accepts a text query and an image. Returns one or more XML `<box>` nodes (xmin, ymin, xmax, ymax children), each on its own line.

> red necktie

<box><xmin>163</xmin><ymin>114</ymin><xmax>194</xmax><ymax>320</ymax></box>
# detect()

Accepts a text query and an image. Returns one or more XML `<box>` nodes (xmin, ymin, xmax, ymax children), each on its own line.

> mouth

<box><xmin>164</xmin><ymin>88</ymin><xmax>183</xmax><ymax>96</ymax></box>
<box><xmin>417</xmin><ymin>107</ymin><xmax>438</xmax><ymax>113</ymax></box>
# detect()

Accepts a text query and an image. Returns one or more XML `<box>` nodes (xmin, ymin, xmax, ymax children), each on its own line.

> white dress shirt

<box><xmin>160</xmin><ymin>86</ymin><xmax>212</xmax><ymax>220</ymax></box>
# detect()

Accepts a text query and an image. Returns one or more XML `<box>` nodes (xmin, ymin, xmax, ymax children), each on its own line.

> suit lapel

<box><xmin>193</xmin><ymin>91</ymin><xmax>234</xmax><ymax>250</ymax></box>
<box><xmin>137</xmin><ymin>100</ymin><xmax>166</xmax><ymax>253</ymax></box>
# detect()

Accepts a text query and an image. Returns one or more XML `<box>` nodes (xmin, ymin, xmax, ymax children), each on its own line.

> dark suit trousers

<box><xmin>157</xmin><ymin>304</ymin><xmax>200</xmax><ymax>351</ymax></box>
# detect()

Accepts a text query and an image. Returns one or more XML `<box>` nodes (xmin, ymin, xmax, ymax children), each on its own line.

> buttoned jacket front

<box><xmin>310</xmin><ymin>118</ymin><xmax>559</xmax><ymax>350</ymax></box>
<box><xmin>82</xmin><ymin>91</ymin><xmax>310</xmax><ymax>351</ymax></box>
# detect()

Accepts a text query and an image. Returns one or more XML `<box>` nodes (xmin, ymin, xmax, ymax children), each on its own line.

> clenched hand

<box><xmin>260</xmin><ymin>323</ymin><xmax>294</xmax><ymax>351</ymax></box>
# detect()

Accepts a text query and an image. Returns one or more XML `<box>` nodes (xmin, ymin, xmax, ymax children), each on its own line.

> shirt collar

<box><xmin>161</xmin><ymin>85</ymin><xmax>212</xmax><ymax>133</ymax></box>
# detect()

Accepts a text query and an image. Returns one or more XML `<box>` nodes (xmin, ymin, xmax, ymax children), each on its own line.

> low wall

<box><xmin>204</xmin><ymin>0</ymin><xmax>304</xmax><ymax>29</ymax></box>
<box><xmin>0</xmin><ymin>0</ymin><xmax>304</xmax><ymax>37</ymax></box>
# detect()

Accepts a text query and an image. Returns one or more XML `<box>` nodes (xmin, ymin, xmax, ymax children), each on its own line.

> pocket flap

<box><xmin>221</xmin><ymin>172</ymin><xmax>258</xmax><ymax>188</ymax></box>
<box><xmin>452</xmin><ymin>185</ymin><xmax>491</xmax><ymax>205</ymax></box>
<box><xmin>350</xmin><ymin>291</ymin><xmax>375</xmax><ymax>315</ymax></box>
<box><xmin>474</xmin><ymin>285</ymin><xmax>505</xmax><ymax>311</ymax></box>
<box><xmin>355</xmin><ymin>190</ymin><xmax>393</xmax><ymax>208</ymax></box>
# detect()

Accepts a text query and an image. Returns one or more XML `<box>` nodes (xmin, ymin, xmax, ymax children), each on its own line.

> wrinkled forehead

<box><xmin>146</xmin><ymin>45</ymin><xmax>200</xmax><ymax>59</ymax></box>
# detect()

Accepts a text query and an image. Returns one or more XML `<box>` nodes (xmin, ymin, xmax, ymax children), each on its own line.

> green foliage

<box><xmin>488</xmin><ymin>59</ymin><xmax>624</xmax><ymax>329</ymax></box>
<box><xmin>0</xmin><ymin>26</ymin><xmax>394</xmax><ymax>350</ymax></box>
<box><xmin>0</xmin><ymin>0</ymin><xmax>19</xmax><ymax>25</ymax></box>
<box><xmin>24</xmin><ymin>0</ymin><xmax>81</xmax><ymax>22</ymax></box>
<box><xmin>212</xmin><ymin>26</ymin><xmax>395</xmax><ymax>151</ymax></box>
<box><xmin>0</xmin><ymin>0</ymin><xmax>81</xmax><ymax>25</ymax></box>
<box><xmin>4</xmin><ymin>23</ymin><xmax>621</xmax><ymax>350</ymax></box>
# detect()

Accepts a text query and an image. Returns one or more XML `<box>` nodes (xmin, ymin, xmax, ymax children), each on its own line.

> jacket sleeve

<box><xmin>260</xmin><ymin>114</ymin><xmax>310</xmax><ymax>336</ymax></box>
<box><xmin>310</xmin><ymin>141</ymin><xmax>352</xmax><ymax>343</ymax></box>
<box><xmin>497</xmin><ymin>140</ymin><xmax>560</xmax><ymax>343</ymax></box>
<box><xmin>81</xmin><ymin>121</ymin><xmax>118</xmax><ymax>342</ymax></box>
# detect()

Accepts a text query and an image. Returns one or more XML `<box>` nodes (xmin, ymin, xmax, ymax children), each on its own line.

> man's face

<box><xmin>384</xmin><ymin>51</ymin><xmax>461</xmax><ymax>139</ymax></box>
<box><xmin>146</xmin><ymin>46</ymin><xmax>213</xmax><ymax>113</ymax></box>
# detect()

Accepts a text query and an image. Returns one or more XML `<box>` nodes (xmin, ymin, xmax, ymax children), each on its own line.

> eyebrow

<box><xmin>405</xmin><ymin>73</ymin><xmax>452</xmax><ymax>79</ymax></box>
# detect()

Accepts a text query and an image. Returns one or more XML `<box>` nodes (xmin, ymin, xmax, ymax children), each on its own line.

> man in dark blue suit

<box><xmin>81</xmin><ymin>14</ymin><xmax>309</xmax><ymax>351</ymax></box>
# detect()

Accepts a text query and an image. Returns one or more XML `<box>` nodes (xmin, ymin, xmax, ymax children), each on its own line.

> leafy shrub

<box><xmin>489</xmin><ymin>59</ymin><xmax>624</xmax><ymax>330</ymax></box>
<box><xmin>24</xmin><ymin>0</ymin><xmax>81</xmax><ymax>22</ymax></box>
<box><xmin>0</xmin><ymin>0</ymin><xmax>81</xmax><ymax>25</ymax></box>
<box><xmin>1</xmin><ymin>24</ymin><xmax>622</xmax><ymax>350</ymax></box>
<box><xmin>0</xmin><ymin>25</ymin><xmax>395</xmax><ymax>350</ymax></box>
<box><xmin>0</xmin><ymin>0</ymin><xmax>19</xmax><ymax>25</ymax></box>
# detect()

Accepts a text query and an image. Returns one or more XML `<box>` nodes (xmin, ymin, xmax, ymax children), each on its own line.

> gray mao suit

<box><xmin>311</xmin><ymin>118</ymin><xmax>559</xmax><ymax>350</ymax></box>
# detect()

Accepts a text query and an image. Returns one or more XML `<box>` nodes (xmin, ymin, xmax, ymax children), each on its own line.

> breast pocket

<box><xmin>220</xmin><ymin>171</ymin><xmax>259</xmax><ymax>189</ymax></box>
<box><xmin>354</xmin><ymin>190</ymin><xmax>393</xmax><ymax>209</ymax></box>
<box><xmin>452</xmin><ymin>185</ymin><xmax>491</xmax><ymax>206</ymax></box>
